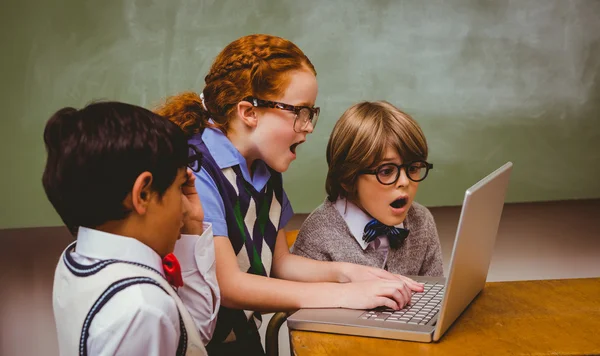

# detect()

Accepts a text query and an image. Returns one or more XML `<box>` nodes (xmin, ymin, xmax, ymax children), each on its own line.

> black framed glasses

<box><xmin>243</xmin><ymin>96</ymin><xmax>320</xmax><ymax>133</ymax></box>
<box><xmin>187</xmin><ymin>144</ymin><xmax>203</xmax><ymax>172</ymax></box>
<box><xmin>360</xmin><ymin>161</ymin><xmax>433</xmax><ymax>185</ymax></box>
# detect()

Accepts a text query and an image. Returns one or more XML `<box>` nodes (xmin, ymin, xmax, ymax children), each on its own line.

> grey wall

<box><xmin>1</xmin><ymin>0</ymin><xmax>599</xmax><ymax>229</ymax></box>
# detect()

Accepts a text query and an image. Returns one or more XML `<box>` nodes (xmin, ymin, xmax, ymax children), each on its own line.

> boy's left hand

<box><xmin>338</xmin><ymin>262</ymin><xmax>424</xmax><ymax>292</ymax></box>
<box><xmin>181</xmin><ymin>169</ymin><xmax>204</xmax><ymax>236</ymax></box>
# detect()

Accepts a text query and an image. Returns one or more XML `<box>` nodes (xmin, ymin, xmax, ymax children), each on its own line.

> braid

<box><xmin>204</xmin><ymin>35</ymin><xmax>304</xmax><ymax>85</ymax></box>
<box><xmin>205</xmin><ymin>54</ymin><xmax>260</xmax><ymax>83</ymax></box>
<box><xmin>159</xmin><ymin>34</ymin><xmax>316</xmax><ymax>136</ymax></box>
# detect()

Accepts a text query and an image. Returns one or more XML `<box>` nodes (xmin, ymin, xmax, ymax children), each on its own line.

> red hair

<box><xmin>156</xmin><ymin>34</ymin><xmax>316</xmax><ymax>137</ymax></box>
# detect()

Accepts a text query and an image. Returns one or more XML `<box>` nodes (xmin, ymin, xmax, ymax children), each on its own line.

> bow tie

<box><xmin>363</xmin><ymin>219</ymin><xmax>410</xmax><ymax>248</ymax></box>
<box><xmin>162</xmin><ymin>253</ymin><xmax>183</xmax><ymax>287</ymax></box>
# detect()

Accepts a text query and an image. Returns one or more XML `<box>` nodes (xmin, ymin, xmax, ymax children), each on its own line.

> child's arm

<box><xmin>176</xmin><ymin>170</ymin><xmax>219</xmax><ymax>344</ymax></box>
<box><xmin>215</xmin><ymin>234</ymin><xmax>421</xmax><ymax>312</ymax></box>
<box><xmin>181</xmin><ymin>169</ymin><xmax>204</xmax><ymax>235</ymax></box>
<box><xmin>273</xmin><ymin>228</ymin><xmax>420</xmax><ymax>284</ymax></box>
<box><xmin>175</xmin><ymin>230</ymin><xmax>219</xmax><ymax>345</ymax></box>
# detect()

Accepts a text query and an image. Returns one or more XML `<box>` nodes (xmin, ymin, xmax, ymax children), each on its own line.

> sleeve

<box><xmin>195</xmin><ymin>168</ymin><xmax>228</xmax><ymax>237</ymax></box>
<box><xmin>87</xmin><ymin>284</ymin><xmax>180</xmax><ymax>356</ymax></box>
<box><xmin>278</xmin><ymin>188</ymin><xmax>294</xmax><ymax>230</ymax></box>
<box><xmin>174</xmin><ymin>226</ymin><xmax>220</xmax><ymax>345</ymax></box>
<box><xmin>418</xmin><ymin>209</ymin><xmax>444</xmax><ymax>277</ymax></box>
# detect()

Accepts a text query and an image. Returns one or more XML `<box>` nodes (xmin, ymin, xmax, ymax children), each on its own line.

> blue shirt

<box><xmin>194</xmin><ymin>126</ymin><xmax>293</xmax><ymax>237</ymax></box>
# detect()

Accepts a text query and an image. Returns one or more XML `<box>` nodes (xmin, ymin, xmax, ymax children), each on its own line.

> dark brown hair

<box><xmin>42</xmin><ymin>102</ymin><xmax>188</xmax><ymax>235</ymax></box>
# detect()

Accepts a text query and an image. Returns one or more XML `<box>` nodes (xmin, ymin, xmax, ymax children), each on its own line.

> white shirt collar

<box><xmin>75</xmin><ymin>227</ymin><xmax>165</xmax><ymax>277</ymax></box>
<box><xmin>334</xmin><ymin>198</ymin><xmax>404</xmax><ymax>251</ymax></box>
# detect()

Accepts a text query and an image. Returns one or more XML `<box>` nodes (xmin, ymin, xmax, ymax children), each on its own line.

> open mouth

<box><xmin>390</xmin><ymin>197</ymin><xmax>408</xmax><ymax>209</ymax></box>
<box><xmin>290</xmin><ymin>141</ymin><xmax>303</xmax><ymax>154</ymax></box>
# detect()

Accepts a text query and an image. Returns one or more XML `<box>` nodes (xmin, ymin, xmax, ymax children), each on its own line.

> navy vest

<box><xmin>189</xmin><ymin>133</ymin><xmax>285</xmax><ymax>344</ymax></box>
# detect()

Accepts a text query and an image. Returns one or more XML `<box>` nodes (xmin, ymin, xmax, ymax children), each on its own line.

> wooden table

<box><xmin>290</xmin><ymin>278</ymin><xmax>600</xmax><ymax>355</ymax></box>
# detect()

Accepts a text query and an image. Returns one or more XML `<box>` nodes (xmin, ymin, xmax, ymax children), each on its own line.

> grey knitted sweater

<box><xmin>292</xmin><ymin>199</ymin><xmax>444</xmax><ymax>277</ymax></box>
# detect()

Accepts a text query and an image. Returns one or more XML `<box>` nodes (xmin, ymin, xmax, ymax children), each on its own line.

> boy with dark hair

<box><xmin>43</xmin><ymin>101</ymin><xmax>215</xmax><ymax>355</ymax></box>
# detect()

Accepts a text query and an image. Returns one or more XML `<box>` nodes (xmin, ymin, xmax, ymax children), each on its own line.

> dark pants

<box><xmin>205</xmin><ymin>328</ymin><xmax>265</xmax><ymax>356</ymax></box>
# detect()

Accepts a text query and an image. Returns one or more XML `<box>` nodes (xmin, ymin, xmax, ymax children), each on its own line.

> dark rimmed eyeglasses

<box><xmin>359</xmin><ymin>161</ymin><xmax>433</xmax><ymax>185</ymax></box>
<box><xmin>187</xmin><ymin>144</ymin><xmax>203</xmax><ymax>173</ymax></box>
<box><xmin>243</xmin><ymin>96</ymin><xmax>320</xmax><ymax>133</ymax></box>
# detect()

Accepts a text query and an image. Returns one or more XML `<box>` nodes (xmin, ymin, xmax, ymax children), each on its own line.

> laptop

<box><xmin>287</xmin><ymin>162</ymin><xmax>513</xmax><ymax>343</ymax></box>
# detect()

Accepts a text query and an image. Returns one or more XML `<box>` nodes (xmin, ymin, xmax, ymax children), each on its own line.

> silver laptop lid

<box><xmin>432</xmin><ymin>162</ymin><xmax>512</xmax><ymax>341</ymax></box>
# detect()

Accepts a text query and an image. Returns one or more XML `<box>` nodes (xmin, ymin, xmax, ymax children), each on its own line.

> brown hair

<box><xmin>42</xmin><ymin>102</ymin><xmax>188</xmax><ymax>235</ymax></box>
<box><xmin>325</xmin><ymin>101</ymin><xmax>428</xmax><ymax>202</ymax></box>
<box><xmin>156</xmin><ymin>34</ymin><xmax>316</xmax><ymax>137</ymax></box>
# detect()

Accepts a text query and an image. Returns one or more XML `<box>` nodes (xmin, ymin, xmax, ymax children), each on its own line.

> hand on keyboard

<box><xmin>359</xmin><ymin>282</ymin><xmax>445</xmax><ymax>325</ymax></box>
<box><xmin>337</xmin><ymin>278</ymin><xmax>424</xmax><ymax>310</ymax></box>
<box><xmin>337</xmin><ymin>263</ymin><xmax>425</xmax><ymax>294</ymax></box>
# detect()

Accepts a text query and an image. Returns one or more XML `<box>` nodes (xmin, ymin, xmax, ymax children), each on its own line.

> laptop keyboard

<box><xmin>359</xmin><ymin>282</ymin><xmax>444</xmax><ymax>325</ymax></box>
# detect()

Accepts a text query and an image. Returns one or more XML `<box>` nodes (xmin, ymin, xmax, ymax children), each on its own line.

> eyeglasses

<box><xmin>187</xmin><ymin>144</ymin><xmax>203</xmax><ymax>172</ymax></box>
<box><xmin>243</xmin><ymin>96</ymin><xmax>320</xmax><ymax>133</ymax></box>
<box><xmin>359</xmin><ymin>161</ymin><xmax>433</xmax><ymax>185</ymax></box>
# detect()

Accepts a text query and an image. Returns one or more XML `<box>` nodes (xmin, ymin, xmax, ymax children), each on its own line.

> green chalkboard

<box><xmin>1</xmin><ymin>0</ymin><xmax>599</xmax><ymax>229</ymax></box>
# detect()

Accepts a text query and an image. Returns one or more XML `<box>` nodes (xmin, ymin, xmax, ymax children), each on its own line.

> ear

<box><xmin>341</xmin><ymin>182</ymin><xmax>352</xmax><ymax>195</ymax></box>
<box><xmin>129</xmin><ymin>171</ymin><xmax>154</xmax><ymax>215</ymax></box>
<box><xmin>235</xmin><ymin>100</ymin><xmax>258</xmax><ymax>129</ymax></box>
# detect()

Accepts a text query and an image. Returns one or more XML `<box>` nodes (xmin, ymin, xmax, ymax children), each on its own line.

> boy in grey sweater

<box><xmin>292</xmin><ymin>101</ymin><xmax>443</xmax><ymax>277</ymax></box>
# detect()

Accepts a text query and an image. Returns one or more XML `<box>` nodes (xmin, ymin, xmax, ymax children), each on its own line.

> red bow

<box><xmin>162</xmin><ymin>253</ymin><xmax>183</xmax><ymax>287</ymax></box>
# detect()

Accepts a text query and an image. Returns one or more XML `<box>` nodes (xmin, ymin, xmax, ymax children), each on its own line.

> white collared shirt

<box><xmin>71</xmin><ymin>227</ymin><xmax>180</xmax><ymax>356</ymax></box>
<box><xmin>70</xmin><ymin>225</ymin><xmax>219</xmax><ymax>354</ymax></box>
<box><xmin>334</xmin><ymin>198</ymin><xmax>405</xmax><ymax>269</ymax></box>
<box><xmin>174</xmin><ymin>223</ymin><xmax>220</xmax><ymax>345</ymax></box>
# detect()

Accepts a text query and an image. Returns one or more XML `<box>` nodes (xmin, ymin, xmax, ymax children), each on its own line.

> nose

<box><xmin>396</xmin><ymin>167</ymin><xmax>410</xmax><ymax>188</ymax></box>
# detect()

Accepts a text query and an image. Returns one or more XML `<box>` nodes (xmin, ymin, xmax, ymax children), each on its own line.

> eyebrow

<box><xmin>295</xmin><ymin>101</ymin><xmax>316</xmax><ymax>107</ymax></box>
